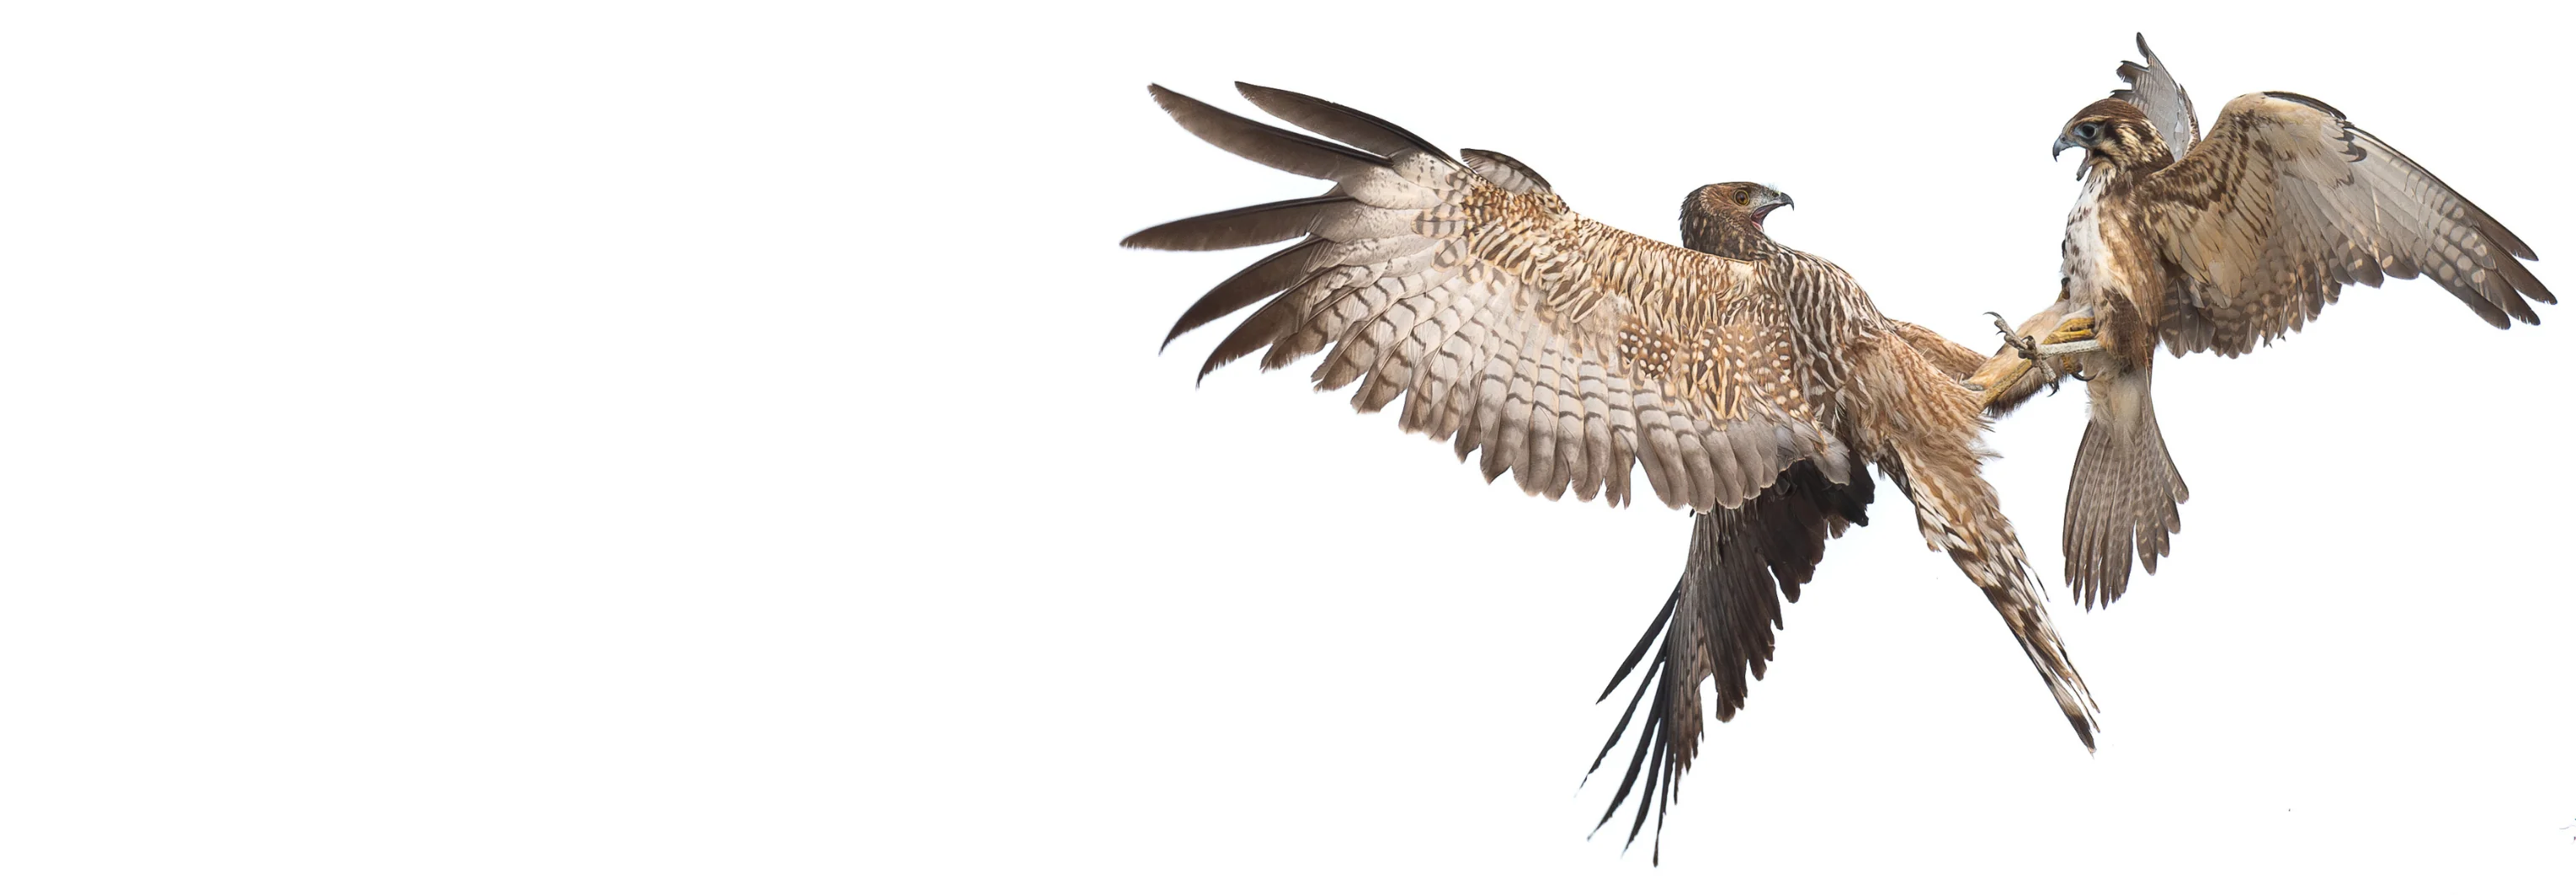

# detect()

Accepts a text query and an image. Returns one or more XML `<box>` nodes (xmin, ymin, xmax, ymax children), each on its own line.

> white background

<box><xmin>1</xmin><ymin>2</ymin><xmax>2568</xmax><ymax>892</ymax></box>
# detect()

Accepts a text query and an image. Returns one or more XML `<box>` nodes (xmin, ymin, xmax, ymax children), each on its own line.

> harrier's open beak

<box><xmin>2052</xmin><ymin>134</ymin><xmax>2079</xmax><ymax>161</ymax></box>
<box><xmin>1751</xmin><ymin>193</ymin><xmax>1792</xmax><ymax>225</ymax></box>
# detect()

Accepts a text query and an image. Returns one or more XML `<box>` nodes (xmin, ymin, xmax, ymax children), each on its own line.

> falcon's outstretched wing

<box><xmin>2140</xmin><ymin>92</ymin><xmax>2555</xmax><ymax>356</ymax></box>
<box><xmin>1587</xmin><ymin>461</ymin><xmax>1871</xmax><ymax>862</ymax></box>
<box><xmin>2111</xmin><ymin>33</ymin><xmax>2198</xmax><ymax>157</ymax></box>
<box><xmin>1132</xmin><ymin>84</ymin><xmax>1854</xmax><ymax>512</ymax></box>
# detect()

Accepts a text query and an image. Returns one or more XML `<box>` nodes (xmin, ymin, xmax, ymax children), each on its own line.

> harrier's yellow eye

<box><xmin>1732</xmin><ymin>189</ymin><xmax>1750</xmax><ymax>205</ymax></box>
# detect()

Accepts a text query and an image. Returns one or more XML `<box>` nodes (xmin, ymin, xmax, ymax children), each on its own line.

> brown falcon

<box><xmin>1971</xmin><ymin>36</ymin><xmax>2554</xmax><ymax>607</ymax></box>
<box><xmin>1128</xmin><ymin>83</ymin><xmax>2095</xmax><ymax>860</ymax></box>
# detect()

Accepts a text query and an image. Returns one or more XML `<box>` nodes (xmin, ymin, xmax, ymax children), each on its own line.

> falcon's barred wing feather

<box><xmin>2111</xmin><ymin>33</ymin><xmax>2198</xmax><ymax>158</ymax></box>
<box><xmin>2141</xmin><ymin>92</ymin><xmax>2554</xmax><ymax>356</ymax></box>
<box><xmin>1132</xmin><ymin>84</ymin><xmax>1848</xmax><ymax>512</ymax></box>
<box><xmin>1588</xmin><ymin>462</ymin><xmax>1871</xmax><ymax>864</ymax></box>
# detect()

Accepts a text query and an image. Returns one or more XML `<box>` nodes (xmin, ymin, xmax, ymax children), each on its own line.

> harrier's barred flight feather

<box><xmin>1972</xmin><ymin>35</ymin><xmax>2553</xmax><ymax>608</ymax></box>
<box><xmin>1130</xmin><ymin>83</ymin><xmax>2097</xmax><ymax>860</ymax></box>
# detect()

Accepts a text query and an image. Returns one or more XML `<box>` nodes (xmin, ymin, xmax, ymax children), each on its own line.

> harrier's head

<box><xmin>1680</xmin><ymin>181</ymin><xmax>1794</xmax><ymax>259</ymax></box>
<box><xmin>2053</xmin><ymin>99</ymin><xmax>2172</xmax><ymax>175</ymax></box>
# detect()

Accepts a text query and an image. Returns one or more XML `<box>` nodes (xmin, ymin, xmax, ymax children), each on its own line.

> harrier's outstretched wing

<box><xmin>1133</xmin><ymin>84</ymin><xmax>1852</xmax><ymax>513</ymax></box>
<box><xmin>2111</xmin><ymin>33</ymin><xmax>2198</xmax><ymax>158</ymax></box>
<box><xmin>2140</xmin><ymin>92</ymin><xmax>2554</xmax><ymax>356</ymax></box>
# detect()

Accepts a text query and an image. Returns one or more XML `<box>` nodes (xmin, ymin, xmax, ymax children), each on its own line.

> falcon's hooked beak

<box><xmin>2052</xmin><ymin>134</ymin><xmax>2080</xmax><ymax>161</ymax></box>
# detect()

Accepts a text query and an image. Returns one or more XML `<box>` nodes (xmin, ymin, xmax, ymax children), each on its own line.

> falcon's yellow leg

<box><xmin>2034</xmin><ymin>315</ymin><xmax>2097</xmax><ymax>355</ymax></box>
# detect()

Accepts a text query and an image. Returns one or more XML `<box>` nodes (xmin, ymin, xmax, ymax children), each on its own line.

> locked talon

<box><xmin>2008</xmin><ymin>333</ymin><xmax>2041</xmax><ymax>361</ymax></box>
<box><xmin>1983</xmin><ymin>312</ymin><xmax>2042</xmax><ymax>360</ymax></box>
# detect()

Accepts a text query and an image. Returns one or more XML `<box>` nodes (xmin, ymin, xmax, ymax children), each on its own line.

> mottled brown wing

<box><xmin>2110</xmin><ymin>33</ymin><xmax>2198</xmax><ymax>158</ymax></box>
<box><xmin>1133</xmin><ymin>84</ymin><xmax>1851</xmax><ymax>512</ymax></box>
<box><xmin>1586</xmin><ymin>461</ymin><xmax>1871</xmax><ymax>863</ymax></box>
<box><xmin>2140</xmin><ymin>93</ymin><xmax>2553</xmax><ymax>356</ymax></box>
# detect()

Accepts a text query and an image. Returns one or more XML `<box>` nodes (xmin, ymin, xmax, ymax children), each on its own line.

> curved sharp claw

<box><xmin>1984</xmin><ymin>312</ymin><xmax>2042</xmax><ymax>360</ymax></box>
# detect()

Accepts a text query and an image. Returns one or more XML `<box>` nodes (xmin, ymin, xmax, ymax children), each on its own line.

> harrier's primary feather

<box><xmin>1131</xmin><ymin>84</ymin><xmax>2099</xmax><ymax>862</ymax></box>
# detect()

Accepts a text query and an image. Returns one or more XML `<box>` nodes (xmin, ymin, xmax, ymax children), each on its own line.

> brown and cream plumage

<box><xmin>1972</xmin><ymin>36</ymin><xmax>2553</xmax><ymax>607</ymax></box>
<box><xmin>1130</xmin><ymin>84</ymin><xmax>2097</xmax><ymax>860</ymax></box>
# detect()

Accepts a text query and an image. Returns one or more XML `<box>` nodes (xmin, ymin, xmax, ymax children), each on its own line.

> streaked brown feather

<box><xmin>1461</xmin><ymin>148</ymin><xmax>1554</xmax><ymax>195</ymax></box>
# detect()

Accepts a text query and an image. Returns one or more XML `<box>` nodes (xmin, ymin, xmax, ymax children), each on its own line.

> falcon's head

<box><xmin>2053</xmin><ymin>99</ymin><xmax>2171</xmax><ymax>175</ymax></box>
<box><xmin>1680</xmin><ymin>182</ymin><xmax>1793</xmax><ymax>258</ymax></box>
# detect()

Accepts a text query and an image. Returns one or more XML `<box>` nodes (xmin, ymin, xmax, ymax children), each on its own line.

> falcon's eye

<box><xmin>2073</xmin><ymin>122</ymin><xmax>2100</xmax><ymax>142</ymax></box>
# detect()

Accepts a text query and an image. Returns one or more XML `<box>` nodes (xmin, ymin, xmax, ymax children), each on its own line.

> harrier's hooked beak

<box><xmin>1751</xmin><ymin>192</ymin><xmax>1793</xmax><ymax>226</ymax></box>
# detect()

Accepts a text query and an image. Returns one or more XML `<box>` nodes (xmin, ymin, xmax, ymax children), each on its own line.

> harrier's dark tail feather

<box><xmin>1594</xmin><ymin>589</ymin><xmax>1679</xmax><ymax>706</ymax></box>
<box><xmin>1583</xmin><ymin>466</ymin><xmax>1871</xmax><ymax>864</ymax></box>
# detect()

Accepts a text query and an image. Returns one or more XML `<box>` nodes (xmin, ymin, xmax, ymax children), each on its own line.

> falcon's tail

<box><xmin>2064</xmin><ymin>369</ymin><xmax>2188</xmax><ymax>609</ymax></box>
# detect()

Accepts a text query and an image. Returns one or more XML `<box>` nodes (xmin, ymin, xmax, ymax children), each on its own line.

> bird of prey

<box><xmin>1127</xmin><ymin>83</ymin><xmax>2096</xmax><ymax>859</ymax></box>
<box><xmin>1971</xmin><ymin>36</ymin><xmax>2553</xmax><ymax>606</ymax></box>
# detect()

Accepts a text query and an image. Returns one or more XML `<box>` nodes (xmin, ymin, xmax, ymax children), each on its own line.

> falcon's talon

<box><xmin>2004</xmin><ymin>332</ymin><xmax>2041</xmax><ymax>361</ymax></box>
